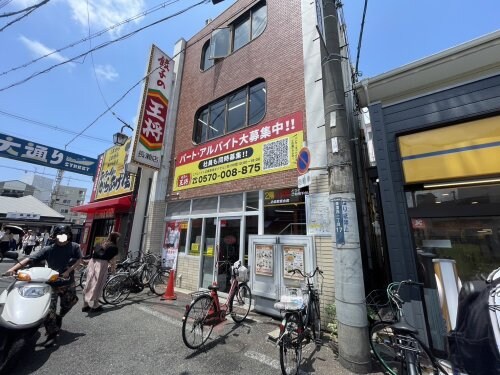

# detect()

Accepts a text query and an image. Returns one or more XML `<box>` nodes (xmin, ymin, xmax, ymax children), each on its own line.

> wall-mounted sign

<box><xmin>298</xmin><ymin>171</ymin><xmax>311</xmax><ymax>188</ymax></box>
<box><xmin>264</xmin><ymin>187</ymin><xmax>307</xmax><ymax>206</ymax></box>
<box><xmin>0</xmin><ymin>133</ymin><xmax>97</xmax><ymax>176</ymax></box>
<box><xmin>94</xmin><ymin>139</ymin><xmax>135</xmax><ymax>200</ymax></box>
<box><xmin>331</xmin><ymin>195</ymin><xmax>359</xmax><ymax>246</ymax></box>
<box><xmin>6</xmin><ymin>212</ymin><xmax>40</xmax><ymax>220</ymax></box>
<box><xmin>130</xmin><ymin>45</ymin><xmax>174</xmax><ymax>170</ymax></box>
<box><xmin>305</xmin><ymin>192</ymin><xmax>332</xmax><ymax>235</ymax></box>
<box><xmin>173</xmin><ymin>112</ymin><xmax>304</xmax><ymax>191</ymax></box>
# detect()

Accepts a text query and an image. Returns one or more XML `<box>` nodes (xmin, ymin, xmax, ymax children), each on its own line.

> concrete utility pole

<box><xmin>320</xmin><ymin>1</ymin><xmax>371</xmax><ymax>372</ymax></box>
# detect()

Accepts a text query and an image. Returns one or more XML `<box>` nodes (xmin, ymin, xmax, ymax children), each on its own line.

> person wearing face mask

<box><xmin>4</xmin><ymin>225</ymin><xmax>82</xmax><ymax>347</ymax></box>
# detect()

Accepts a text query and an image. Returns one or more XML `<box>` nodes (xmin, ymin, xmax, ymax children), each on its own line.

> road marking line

<box><xmin>245</xmin><ymin>350</ymin><xmax>280</xmax><ymax>370</ymax></box>
<box><xmin>134</xmin><ymin>305</ymin><xmax>182</xmax><ymax>328</ymax></box>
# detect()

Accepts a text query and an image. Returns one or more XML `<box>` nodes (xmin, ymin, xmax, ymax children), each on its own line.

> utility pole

<box><xmin>321</xmin><ymin>0</ymin><xmax>370</xmax><ymax>372</ymax></box>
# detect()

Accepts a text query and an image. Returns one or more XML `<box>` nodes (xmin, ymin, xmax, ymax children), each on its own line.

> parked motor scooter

<box><xmin>0</xmin><ymin>265</ymin><xmax>65</xmax><ymax>373</ymax></box>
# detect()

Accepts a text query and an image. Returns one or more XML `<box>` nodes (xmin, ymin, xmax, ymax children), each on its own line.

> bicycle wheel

<box><xmin>150</xmin><ymin>269</ymin><xmax>170</xmax><ymax>296</ymax></box>
<box><xmin>280</xmin><ymin>313</ymin><xmax>302</xmax><ymax>375</ymax></box>
<box><xmin>103</xmin><ymin>274</ymin><xmax>131</xmax><ymax>305</ymax></box>
<box><xmin>79</xmin><ymin>268</ymin><xmax>87</xmax><ymax>290</ymax></box>
<box><xmin>139</xmin><ymin>265</ymin><xmax>154</xmax><ymax>287</ymax></box>
<box><xmin>230</xmin><ymin>283</ymin><xmax>252</xmax><ymax>323</ymax></box>
<box><xmin>310</xmin><ymin>297</ymin><xmax>321</xmax><ymax>343</ymax></box>
<box><xmin>370</xmin><ymin>322</ymin><xmax>445</xmax><ymax>375</ymax></box>
<box><xmin>182</xmin><ymin>295</ymin><xmax>215</xmax><ymax>349</ymax></box>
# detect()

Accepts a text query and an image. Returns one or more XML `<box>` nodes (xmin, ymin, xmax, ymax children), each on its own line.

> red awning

<box><xmin>71</xmin><ymin>195</ymin><xmax>132</xmax><ymax>214</ymax></box>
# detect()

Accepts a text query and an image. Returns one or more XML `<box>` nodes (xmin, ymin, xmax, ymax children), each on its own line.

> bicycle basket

<box><xmin>365</xmin><ymin>289</ymin><xmax>396</xmax><ymax>322</ymax></box>
<box><xmin>232</xmin><ymin>264</ymin><xmax>249</xmax><ymax>282</ymax></box>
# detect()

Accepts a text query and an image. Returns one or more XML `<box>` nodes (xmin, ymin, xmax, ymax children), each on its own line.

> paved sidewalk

<box><xmin>129</xmin><ymin>287</ymin><xmax>382</xmax><ymax>375</ymax></box>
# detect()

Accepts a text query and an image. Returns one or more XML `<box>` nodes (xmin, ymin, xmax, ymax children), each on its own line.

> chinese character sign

<box><xmin>173</xmin><ymin>112</ymin><xmax>304</xmax><ymax>191</ymax></box>
<box><xmin>0</xmin><ymin>133</ymin><xmax>97</xmax><ymax>176</ymax></box>
<box><xmin>131</xmin><ymin>45</ymin><xmax>174</xmax><ymax>170</ymax></box>
<box><xmin>95</xmin><ymin>138</ymin><xmax>135</xmax><ymax>200</ymax></box>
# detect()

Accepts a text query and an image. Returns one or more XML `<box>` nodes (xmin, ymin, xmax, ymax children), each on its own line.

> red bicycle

<box><xmin>182</xmin><ymin>260</ymin><xmax>252</xmax><ymax>349</ymax></box>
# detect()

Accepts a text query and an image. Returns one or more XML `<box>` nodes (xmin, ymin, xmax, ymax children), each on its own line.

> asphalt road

<box><xmin>0</xmin><ymin>258</ymin><xmax>358</xmax><ymax>375</ymax></box>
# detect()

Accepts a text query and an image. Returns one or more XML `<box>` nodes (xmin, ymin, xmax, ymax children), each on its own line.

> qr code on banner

<box><xmin>263</xmin><ymin>139</ymin><xmax>289</xmax><ymax>170</ymax></box>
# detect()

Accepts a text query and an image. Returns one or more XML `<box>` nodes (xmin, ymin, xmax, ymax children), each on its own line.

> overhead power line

<box><xmin>0</xmin><ymin>0</ymin><xmax>182</xmax><ymax>77</ymax></box>
<box><xmin>0</xmin><ymin>0</ymin><xmax>49</xmax><ymax>18</ymax></box>
<box><xmin>0</xmin><ymin>0</ymin><xmax>207</xmax><ymax>92</ymax></box>
<box><xmin>0</xmin><ymin>163</ymin><xmax>91</xmax><ymax>183</ymax></box>
<box><xmin>66</xmin><ymin>0</ymin><xmax>257</xmax><ymax>147</ymax></box>
<box><xmin>0</xmin><ymin>109</ymin><xmax>112</xmax><ymax>143</ymax></box>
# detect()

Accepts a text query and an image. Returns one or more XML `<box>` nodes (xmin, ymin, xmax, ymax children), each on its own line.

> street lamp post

<box><xmin>113</xmin><ymin>124</ymin><xmax>134</xmax><ymax>146</ymax></box>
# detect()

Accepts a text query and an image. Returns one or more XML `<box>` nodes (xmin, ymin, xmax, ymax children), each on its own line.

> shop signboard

<box><xmin>94</xmin><ymin>138</ymin><xmax>135</xmax><ymax>200</ymax></box>
<box><xmin>173</xmin><ymin>112</ymin><xmax>304</xmax><ymax>191</ymax></box>
<box><xmin>0</xmin><ymin>132</ymin><xmax>97</xmax><ymax>176</ymax></box>
<box><xmin>129</xmin><ymin>45</ymin><xmax>174</xmax><ymax>170</ymax></box>
<box><xmin>264</xmin><ymin>187</ymin><xmax>306</xmax><ymax>206</ymax></box>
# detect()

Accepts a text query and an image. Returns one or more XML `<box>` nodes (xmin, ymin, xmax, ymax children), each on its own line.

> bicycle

<box><xmin>181</xmin><ymin>260</ymin><xmax>252</xmax><ymax>349</ymax></box>
<box><xmin>367</xmin><ymin>280</ymin><xmax>449</xmax><ymax>375</ymax></box>
<box><xmin>274</xmin><ymin>267</ymin><xmax>323</xmax><ymax>375</ymax></box>
<box><xmin>101</xmin><ymin>261</ymin><xmax>148</xmax><ymax>305</ymax></box>
<box><xmin>148</xmin><ymin>259</ymin><xmax>171</xmax><ymax>296</ymax></box>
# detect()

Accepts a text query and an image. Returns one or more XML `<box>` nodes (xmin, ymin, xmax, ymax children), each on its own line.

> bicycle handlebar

<box><xmin>288</xmin><ymin>267</ymin><xmax>323</xmax><ymax>279</ymax></box>
<box><xmin>388</xmin><ymin>280</ymin><xmax>424</xmax><ymax>309</ymax></box>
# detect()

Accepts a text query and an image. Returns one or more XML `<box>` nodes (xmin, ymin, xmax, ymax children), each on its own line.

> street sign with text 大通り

<box><xmin>0</xmin><ymin>133</ymin><xmax>98</xmax><ymax>176</ymax></box>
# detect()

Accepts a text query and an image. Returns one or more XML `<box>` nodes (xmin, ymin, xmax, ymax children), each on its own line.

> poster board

<box><xmin>255</xmin><ymin>244</ymin><xmax>273</xmax><ymax>276</ymax></box>
<box><xmin>283</xmin><ymin>245</ymin><xmax>305</xmax><ymax>279</ymax></box>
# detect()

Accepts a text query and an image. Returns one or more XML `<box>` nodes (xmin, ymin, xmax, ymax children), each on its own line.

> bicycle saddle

<box><xmin>392</xmin><ymin>320</ymin><xmax>418</xmax><ymax>335</ymax></box>
<box><xmin>208</xmin><ymin>284</ymin><xmax>219</xmax><ymax>291</ymax></box>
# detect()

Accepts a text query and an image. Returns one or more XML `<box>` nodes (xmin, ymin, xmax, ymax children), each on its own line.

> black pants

<box><xmin>24</xmin><ymin>245</ymin><xmax>35</xmax><ymax>255</ymax></box>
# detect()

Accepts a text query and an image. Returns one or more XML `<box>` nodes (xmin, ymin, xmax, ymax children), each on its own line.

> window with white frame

<box><xmin>193</xmin><ymin>79</ymin><xmax>266</xmax><ymax>144</ymax></box>
<box><xmin>201</xmin><ymin>1</ymin><xmax>267</xmax><ymax>70</ymax></box>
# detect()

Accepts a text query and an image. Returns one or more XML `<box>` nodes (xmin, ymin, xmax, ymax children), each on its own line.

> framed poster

<box><xmin>283</xmin><ymin>245</ymin><xmax>305</xmax><ymax>279</ymax></box>
<box><xmin>255</xmin><ymin>244</ymin><xmax>273</xmax><ymax>276</ymax></box>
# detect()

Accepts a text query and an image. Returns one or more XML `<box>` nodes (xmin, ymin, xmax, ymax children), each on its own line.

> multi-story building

<box><xmin>21</xmin><ymin>172</ymin><xmax>53</xmax><ymax>205</ymax></box>
<box><xmin>140</xmin><ymin>0</ymin><xmax>350</xmax><ymax>328</ymax></box>
<box><xmin>0</xmin><ymin>180</ymin><xmax>36</xmax><ymax>198</ymax></box>
<box><xmin>53</xmin><ymin>185</ymin><xmax>87</xmax><ymax>224</ymax></box>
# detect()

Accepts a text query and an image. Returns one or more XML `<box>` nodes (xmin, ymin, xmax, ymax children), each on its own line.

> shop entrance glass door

<box><xmin>216</xmin><ymin>218</ymin><xmax>241</xmax><ymax>293</ymax></box>
<box><xmin>200</xmin><ymin>218</ymin><xmax>217</xmax><ymax>289</ymax></box>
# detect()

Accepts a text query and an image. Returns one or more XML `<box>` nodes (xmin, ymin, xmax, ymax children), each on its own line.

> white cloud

<box><xmin>18</xmin><ymin>35</ymin><xmax>74</xmax><ymax>66</ymax></box>
<box><xmin>67</xmin><ymin>0</ymin><xmax>146</xmax><ymax>37</ymax></box>
<box><xmin>94</xmin><ymin>64</ymin><xmax>119</xmax><ymax>81</ymax></box>
<box><xmin>12</xmin><ymin>0</ymin><xmax>39</xmax><ymax>7</ymax></box>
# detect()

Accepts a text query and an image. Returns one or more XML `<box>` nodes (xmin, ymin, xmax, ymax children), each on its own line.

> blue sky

<box><xmin>0</xmin><ymin>0</ymin><xmax>499</xmax><ymax>202</ymax></box>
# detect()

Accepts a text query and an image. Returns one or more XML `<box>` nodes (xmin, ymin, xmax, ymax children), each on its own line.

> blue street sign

<box><xmin>0</xmin><ymin>132</ymin><xmax>98</xmax><ymax>177</ymax></box>
<box><xmin>297</xmin><ymin>147</ymin><xmax>310</xmax><ymax>175</ymax></box>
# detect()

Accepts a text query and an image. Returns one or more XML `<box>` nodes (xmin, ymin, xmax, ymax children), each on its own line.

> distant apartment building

<box><xmin>21</xmin><ymin>172</ymin><xmax>53</xmax><ymax>205</ymax></box>
<box><xmin>53</xmin><ymin>185</ymin><xmax>87</xmax><ymax>224</ymax></box>
<box><xmin>0</xmin><ymin>180</ymin><xmax>36</xmax><ymax>198</ymax></box>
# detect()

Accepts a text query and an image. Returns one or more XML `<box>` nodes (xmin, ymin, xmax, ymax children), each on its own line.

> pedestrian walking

<box><xmin>82</xmin><ymin>232</ymin><xmax>120</xmax><ymax>313</ymax></box>
<box><xmin>0</xmin><ymin>227</ymin><xmax>13</xmax><ymax>255</ymax></box>
<box><xmin>23</xmin><ymin>230</ymin><xmax>37</xmax><ymax>255</ymax></box>
<box><xmin>4</xmin><ymin>225</ymin><xmax>82</xmax><ymax>347</ymax></box>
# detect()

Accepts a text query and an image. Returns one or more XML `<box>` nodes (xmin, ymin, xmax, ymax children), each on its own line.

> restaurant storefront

<box><xmin>355</xmin><ymin>31</ymin><xmax>500</xmax><ymax>355</ymax></box>
<box><xmin>71</xmin><ymin>139</ymin><xmax>136</xmax><ymax>257</ymax></box>
<box><xmin>166</xmin><ymin>187</ymin><xmax>307</xmax><ymax>292</ymax></box>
